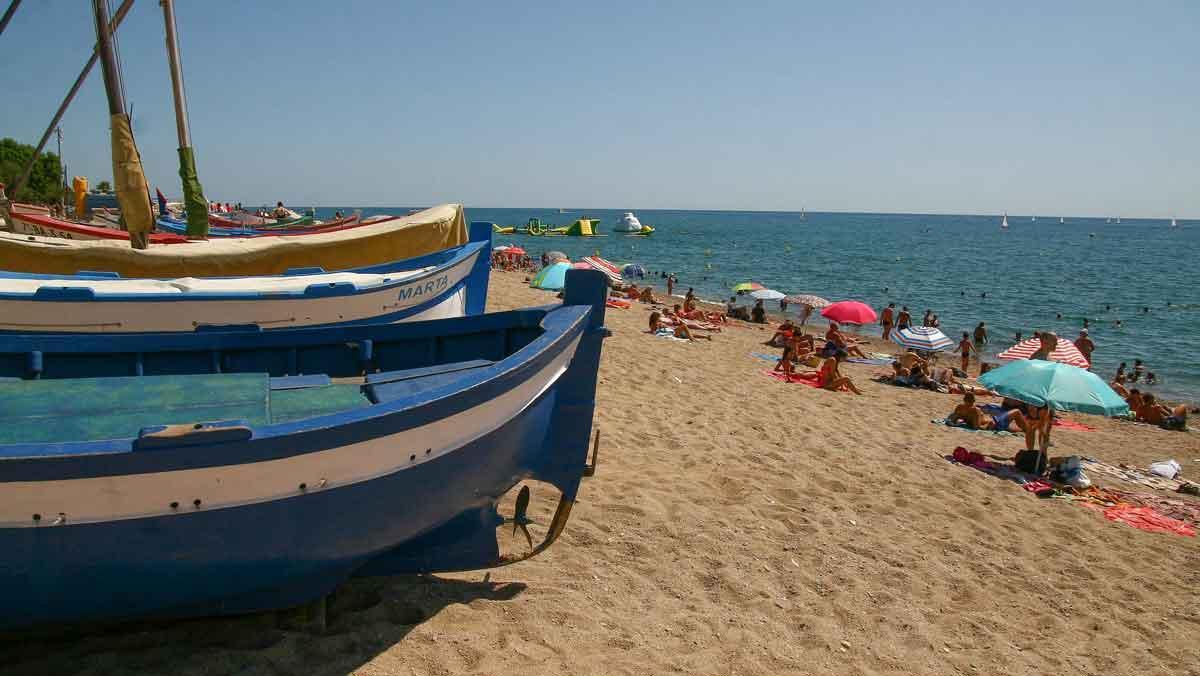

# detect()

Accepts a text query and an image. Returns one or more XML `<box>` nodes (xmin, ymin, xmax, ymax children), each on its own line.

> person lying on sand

<box><xmin>1135</xmin><ymin>393</ymin><xmax>1188</xmax><ymax>430</ymax></box>
<box><xmin>825</xmin><ymin>323</ymin><xmax>867</xmax><ymax>358</ymax></box>
<box><xmin>818</xmin><ymin>352</ymin><xmax>863</xmax><ymax>395</ymax></box>
<box><xmin>638</xmin><ymin>286</ymin><xmax>656</xmax><ymax>303</ymax></box>
<box><xmin>949</xmin><ymin>392</ymin><xmax>1030</xmax><ymax>434</ymax></box>
<box><xmin>1110</xmin><ymin>374</ymin><xmax>1130</xmax><ymax>398</ymax></box>
<box><xmin>649</xmin><ymin>311</ymin><xmax>711</xmax><ymax>342</ymax></box>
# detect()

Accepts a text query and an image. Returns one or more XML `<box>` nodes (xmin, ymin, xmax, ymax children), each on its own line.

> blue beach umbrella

<box><xmin>623</xmin><ymin>263</ymin><xmax>645</xmax><ymax>277</ymax></box>
<box><xmin>891</xmin><ymin>326</ymin><xmax>954</xmax><ymax>352</ymax></box>
<box><xmin>977</xmin><ymin>360</ymin><xmax>1130</xmax><ymax>417</ymax></box>
<box><xmin>530</xmin><ymin>261</ymin><xmax>571</xmax><ymax>290</ymax></box>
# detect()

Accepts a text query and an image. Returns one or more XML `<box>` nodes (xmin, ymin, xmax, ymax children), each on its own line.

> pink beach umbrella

<box><xmin>820</xmin><ymin>300</ymin><xmax>878</xmax><ymax>325</ymax></box>
<box><xmin>998</xmin><ymin>337</ymin><xmax>1090</xmax><ymax>368</ymax></box>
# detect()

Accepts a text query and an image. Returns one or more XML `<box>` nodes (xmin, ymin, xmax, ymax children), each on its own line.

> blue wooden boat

<box><xmin>0</xmin><ymin>223</ymin><xmax>492</xmax><ymax>334</ymax></box>
<box><xmin>0</xmin><ymin>269</ymin><xmax>608</xmax><ymax>630</ymax></box>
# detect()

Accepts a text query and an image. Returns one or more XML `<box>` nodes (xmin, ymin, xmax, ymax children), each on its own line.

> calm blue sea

<box><xmin>312</xmin><ymin>207</ymin><xmax>1199</xmax><ymax>402</ymax></box>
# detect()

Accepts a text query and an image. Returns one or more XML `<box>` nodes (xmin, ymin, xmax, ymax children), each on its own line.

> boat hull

<box><xmin>0</xmin><ymin>270</ymin><xmax>609</xmax><ymax>630</ymax></box>
<box><xmin>0</xmin><ymin>205</ymin><xmax>470</xmax><ymax>278</ymax></box>
<box><xmin>9</xmin><ymin>211</ymin><xmax>188</xmax><ymax>244</ymax></box>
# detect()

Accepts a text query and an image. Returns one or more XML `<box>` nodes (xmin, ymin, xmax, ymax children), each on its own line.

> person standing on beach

<box><xmin>1030</xmin><ymin>332</ymin><xmax>1058</xmax><ymax>360</ymax></box>
<box><xmin>666</xmin><ymin>276</ymin><xmax>674</xmax><ymax>298</ymax></box>
<box><xmin>973</xmin><ymin>322</ymin><xmax>988</xmax><ymax>346</ymax></box>
<box><xmin>880</xmin><ymin>303</ymin><xmax>896</xmax><ymax>339</ymax></box>
<box><xmin>954</xmin><ymin>332</ymin><xmax>976</xmax><ymax>372</ymax></box>
<box><xmin>897</xmin><ymin>306</ymin><xmax>911</xmax><ymax>331</ymax></box>
<box><xmin>799</xmin><ymin>303</ymin><xmax>813</xmax><ymax>327</ymax></box>
<box><xmin>922</xmin><ymin>309</ymin><xmax>933</xmax><ymax>327</ymax></box>
<box><xmin>1074</xmin><ymin>329</ymin><xmax>1095</xmax><ymax>367</ymax></box>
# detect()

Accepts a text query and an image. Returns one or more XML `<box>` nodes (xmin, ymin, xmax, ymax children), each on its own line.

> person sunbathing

<box><xmin>649</xmin><ymin>311</ymin><xmax>710</xmax><ymax>341</ymax></box>
<box><xmin>898</xmin><ymin>349</ymin><xmax>929</xmax><ymax>372</ymax></box>
<box><xmin>825</xmin><ymin>322</ymin><xmax>867</xmax><ymax>358</ymax></box>
<box><xmin>1109</xmin><ymin>373</ymin><xmax>1130</xmax><ymax>398</ymax></box>
<box><xmin>626</xmin><ymin>284</ymin><xmax>641</xmax><ymax>300</ymax></box>
<box><xmin>1136</xmin><ymin>393</ymin><xmax>1188</xmax><ymax>429</ymax></box>
<box><xmin>949</xmin><ymin>392</ymin><xmax>1029</xmax><ymax>434</ymax></box>
<box><xmin>818</xmin><ymin>352</ymin><xmax>863</xmax><ymax>394</ymax></box>
<box><xmin>638</xmin><ymin>286</ymin><xmax>657</xmax><ymax>303</ymax></box>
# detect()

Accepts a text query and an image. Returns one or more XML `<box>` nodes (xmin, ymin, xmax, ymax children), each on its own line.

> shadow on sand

<box><xmin>0</xmin><ymin>574</ymin><xmax>526</xmax><ymax>676</ymax></box>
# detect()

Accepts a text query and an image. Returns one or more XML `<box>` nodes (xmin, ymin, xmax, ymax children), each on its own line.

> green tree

<box><xmin>0</xmin><ymin>137</ymin><xmax>65</xmax><ymax>204</ymax></box>
<box><xmin>95</xmin><ymin>180</ymin><xmax>113</xmax><ymax>194</ymax></box>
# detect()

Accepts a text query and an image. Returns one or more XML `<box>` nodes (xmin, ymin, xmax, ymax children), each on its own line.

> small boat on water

<box><xmin>1001</xmin><ymin>213</ymin><xmax>1009</xmax><ymax>229</ymax></box>
<box><xmin>0</xmin><ymin>234</ymin><xmax>489</xmax><ymax>334</ymax></box>
<box><xmin>611</xmin><ymin>212</ymin><xmax>655</xmax><ymax>236</ymax></box>
<box><xmin>0</xmin><ymin>269</ymin><xmax>609</xmax><ymax>630</ymax></box>
<box><xmin>1060</xmin><ymin>217</ymin><xmax>1065</xmax><ymax>224</ymax></box>
<box><xmin>0</xmin><ymin>204</ymin><xmax>473</xmax><ymax>278</ymax></box>
<box><xmin>1170</xmin><ymin>218</ymin><xmax>1178</xmax><ymax>228</ymax></box>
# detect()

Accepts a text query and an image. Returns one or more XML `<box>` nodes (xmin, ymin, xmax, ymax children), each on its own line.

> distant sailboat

<box><xmin>1170</xmin><ymin>217</ymin><xmax>1179</xmax><ymax>228</ymax></box>
<box><xmin>1116</xmin><ymin>216</ymin><xmax>1121</xmax><ymax>224</ymax></box>
<box><xmin>1106</xmin><ymin>218</ymin><xmax>1111</xmax><ymax>223</ymax></box>
<box><xmin>1031</xmin><ymin>216</ymin><xmax>1036</xmax><ymax>221</ymax></box>
<box><xmin>799</xmin><ymin>207</ymin><xmax>806</xmax><ymax>221</ymax></box>
<box><xmin>1001</xmin><ymin>212</ymin><xmax>1009</xmax><ymax>229</ymax></box>
<box><xmin>1059</xmin><ymin>217</ymin><xmax>1065</xmax><ymax>224</ymax></box>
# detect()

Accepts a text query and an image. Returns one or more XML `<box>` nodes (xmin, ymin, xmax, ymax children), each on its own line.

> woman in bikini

<box><xmin>817</xmin><ymin>352</ymin><xmax>863</xmax><ymax>395</ymax></box>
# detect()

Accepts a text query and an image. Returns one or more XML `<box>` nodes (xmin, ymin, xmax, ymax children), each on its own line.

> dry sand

<box><xmin>2</xmin><ymin>271</ymin><xmax>1197</xmax><ymax>676</ymax></box>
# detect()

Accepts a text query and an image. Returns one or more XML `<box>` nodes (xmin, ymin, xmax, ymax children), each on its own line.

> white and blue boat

<box><xmin>0</xmin><ymin>223</ymin><xmax>493</xmax><ymax>333</ymax></box>
<box><xmin>0</xmin><ymin>269</ymin><xmax>609</xmax><ymax>630</ymax></box>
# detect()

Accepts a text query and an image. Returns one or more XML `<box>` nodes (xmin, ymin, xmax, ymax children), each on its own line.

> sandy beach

<box><xmin>2</xmin><ymin>271</ymin><xmax>1197</xmax><ymax>676</ymax></box>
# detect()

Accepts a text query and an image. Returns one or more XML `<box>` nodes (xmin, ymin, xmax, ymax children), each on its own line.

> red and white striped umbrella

<box><xmin>580</xmin><ymin>256</ymin><xmax>624</xmax><ymax>285</ymax></box>
<box><xmin>998</xmin><ymin>337</ymin><xmax>1090</xmax><ymax>368</ymax></box>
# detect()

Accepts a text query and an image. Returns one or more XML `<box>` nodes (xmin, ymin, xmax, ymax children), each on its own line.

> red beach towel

<box><xmin>762</xmin><ymin>370</ymin><xmax>821</xmax><ymax>388</ymax></box>
<box><xmin>1101</xmin><ymin>505</ymin><xmax>1195</xmax><ymax>537</ymax></box>
<box><xmin>1053</xmin><ymin>418</ymin><xmax>1095</xmax><ymax>432</ymax></box>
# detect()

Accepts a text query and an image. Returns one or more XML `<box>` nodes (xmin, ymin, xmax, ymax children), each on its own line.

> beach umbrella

<box><xmin>891</xmin><ymin>326</ymin><xmax>954</xmax><ymax>352</ymax></box>
<box><xmin>579</xmin><ymin>256</ymin><xmax>624</xmax><ymax>285</ymax></box>
<box><xmin>998</xmin><ymin>337</ymin><xmax>1090</xmax><ymax>368</ymax></box>
<box><xmin>545</xmin><ymin>250</ymin><xmax>569</xmax><ymax>262</ymax></box>
<box><xmin>623</xmin><ymin>263</ymin><xmax>646</xmax><ymax>277</ymax></box>
<box><xmin>978</xmin><ymin>360</ymin><xmax>1130</xmax><ymax>417</ymax></box>
<box><xmin>530</xmin><ymin>261</ymin><xmax>571</xmax><ymax>290</ymax></box>
<box><xmin>750</xmin><ymin>288</ymin><xmax>785</xmax><ymax>301</ymax></box>
<box><xmin>503</xmin><ymin>245</ymin><xmax>526</xmax><ymax>256</ymax></box>
<box><xmin>571</xmin><ymin>261</ymin><xmax>591</xmax><ymax>270</ymax></box>
<box><xmin>784</xmin><ymin>294</ymin><xmax>831</xmax><ymax>308</ymax></box>
<box><xmin>493</xmin><ymin>245</ymin><xmax>511</xmax><ymax>251</ymax></box>
<box><xmin>820</xmin><ymin>300</ymin><xmax>878</xmax><ymax>325</ymax></box>
<box><xmin>732</xmin><ymin>281</ymin><xmax>765</xmax><ymax>293</ymax></box>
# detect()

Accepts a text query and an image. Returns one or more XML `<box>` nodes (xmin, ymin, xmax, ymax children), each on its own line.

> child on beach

<box><xmin>953</xmin><ymin>332</ymin><xmax>975</xmax><ymax>372</ymax></box>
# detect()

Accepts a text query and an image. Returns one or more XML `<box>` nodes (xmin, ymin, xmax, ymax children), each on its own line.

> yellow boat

<box><xmin>0</xmin><ymin>204</ymin><xmax>468</xmax><ymax>277</ymax></box>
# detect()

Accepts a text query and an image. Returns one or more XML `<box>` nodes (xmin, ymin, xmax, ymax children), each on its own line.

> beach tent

<box><xmin>623</xmin><ymin>263</ymin><xmax>646</xmax><ymax>277</ymax></box>
<box><xmin>530</xmin><ymin>261</ymin><xmax>571</xmax><ymax>290</ymax></box>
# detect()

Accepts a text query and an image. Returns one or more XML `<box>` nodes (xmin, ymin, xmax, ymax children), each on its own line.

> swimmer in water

<box><xmin>981</xmin><ymin>292</ymin><xmax>988</xmax><ymax>298</ymax></box>
<box><xmin>1056</xmin><ymin>313</ymin><xmax>1062</xmax><ymax>320</ymax></box>
<box><xmin>1105</xmin><ymin>304</ymin><xmax>1111</xmax><ymax>311</ymax></box>
<box><xmin>1115</xmin><ymin>319</ymin><xmax>1122</xmax><ymax>327</ymax></box>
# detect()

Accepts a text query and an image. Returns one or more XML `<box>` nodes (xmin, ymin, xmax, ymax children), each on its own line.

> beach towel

<box><xmin>605</xmin><ymin>298</ymin><xmax>631</xmax><ymax>309</ymax></box>
<box><xmin>750</xmin><ymin>352</ymin><xmax>781</xmax><ymax>362</ymax></box>
<box><xmin>762</xmin><ymin>370</ymin><xmax>821</xmax><ymax>388</ymax></box>
<box><xmin>1079</xmin><ymin>459</ymin><xmax>1183</xmax><ymax>492</ymax></box>
<box><xmin>653</xmin><ymin>328</ymin><xmax>690</xmax><ymax>342</ymax></box>
<box><xmin>1053</xmin><ymin>418</ymin><xmax>1096</xmax><ymax>432</ymax></box>
<box><xmin>847</xmin><ymin>358</ymin><xmax>893</xmax><ymax>366</ymax></box>
<box><xmin>1100</xmin><ymin>505</ymin><xmax>1195</xmax><ymax>537</ymax></box>
<box><xmin>932</xmin><ymin>418</ymin><xmax>1019</xmax><ymax>436</ymax></box>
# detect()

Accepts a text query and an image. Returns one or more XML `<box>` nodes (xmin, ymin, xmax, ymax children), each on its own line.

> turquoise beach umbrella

<box><xmin>530</xmin><ymin>261</ymin><xmax>571</xmax><ymax>290</ymax></box>
<box><xmin>977</xmin><ymin>360</ymin><xmax>1130</xmax><ymax>417</ymax></box>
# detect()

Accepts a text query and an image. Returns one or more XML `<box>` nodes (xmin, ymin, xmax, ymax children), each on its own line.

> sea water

<box><xmin>313</xmin><ymin>207</ymin><xmax>1199</xmax><ymax>402</ymax></box>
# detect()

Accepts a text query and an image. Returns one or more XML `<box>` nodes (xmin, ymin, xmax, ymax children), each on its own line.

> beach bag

<box><xmin>1015</xmin><ymin>449</ymin><xmax>1047</xmax><ymax>475</ymax></box>
<box><xmin>1148</xmin><ymin>459</ymin><xmax>1181</xmax><ymax>479</ymax></box>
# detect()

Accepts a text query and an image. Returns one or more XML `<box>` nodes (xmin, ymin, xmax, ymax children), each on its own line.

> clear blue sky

<box><xmin>3</xmin><ymin>1</ymin><xmax>1197</xmax><ymax>216</ymax></box>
